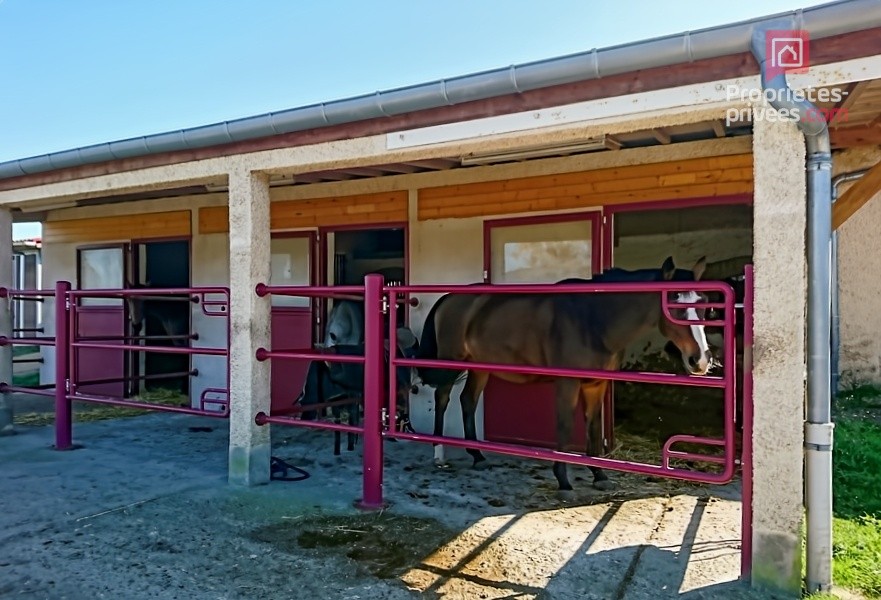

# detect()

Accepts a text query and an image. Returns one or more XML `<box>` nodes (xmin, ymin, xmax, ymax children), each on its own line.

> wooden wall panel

<box><xmin>418</xmin><ymin>154</ymin><xmax>754</xmax><ymax>220</ymax></box>
<box><xmin>43</xmin><ymin>210</ymin><xmax>191</xmax><ymax>244</ymax></box>
<box><xmin>198</xmin><ymin>190</ymin><xmax>408</xmax><ymax>234</ymax></box>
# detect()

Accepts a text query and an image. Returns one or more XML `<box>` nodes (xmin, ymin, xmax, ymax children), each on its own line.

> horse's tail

<box><xmin>415</xmin><ymin>294</ymin><xmax>461</xmax><ymax>388</ymax></box>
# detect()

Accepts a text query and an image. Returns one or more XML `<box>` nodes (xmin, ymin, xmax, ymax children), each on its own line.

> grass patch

<box><xmin>834</xmin><ymin>418</ymin><xmax>881</xmax><ymax>520</ymax></box>
<box><xmin>12</xmin><ymin>371</ymin><xmax>40</xmax><ymax>387</ymax></box>
<box><xmin>823</xmin><ymin>384</ymin><xmax>881</xmax><ymax>599</ymax></box>
<box><xmin>12</xmin><ymin>345</ymin><xmax>39</xmax><ymax>357</ymax></box>
<box><xmin>832</xmin><ymin>515</ymin><xmax>881</xmax><ymax>598</ymax></box>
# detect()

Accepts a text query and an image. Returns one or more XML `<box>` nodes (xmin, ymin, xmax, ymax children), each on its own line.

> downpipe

<box><xmin>750</xmin><ymin>23</ymin><xmax>833</xmax><ymax>593</ymax></box>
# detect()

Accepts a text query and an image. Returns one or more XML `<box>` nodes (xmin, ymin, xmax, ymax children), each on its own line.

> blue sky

<box><xmin>1</xmin><ymin>0</ymin><xmax>826</xmax><ymax>237</ymax></box>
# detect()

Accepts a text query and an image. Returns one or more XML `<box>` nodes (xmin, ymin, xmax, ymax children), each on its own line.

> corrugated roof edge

<box><xmin>1</xmin><ymin>0</ymin><xmax>880</xmax><ymax>181</ymax></box>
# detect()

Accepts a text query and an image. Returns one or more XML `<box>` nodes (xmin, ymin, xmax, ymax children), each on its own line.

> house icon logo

<box><xmin>765</xmin><ymin>30</ymin><xmax>810</xmax><ymax>77</ymax></box>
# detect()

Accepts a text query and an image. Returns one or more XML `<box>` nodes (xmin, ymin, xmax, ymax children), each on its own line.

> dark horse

<box><xmin>297</xmin><ymin>300</ymin><xmax>419</xmax><ymax>449</ymax></box>
<box><xmin>415</xmin><ymin>256</ymin><xmax>711</xmax><ymax>496</ymax></box>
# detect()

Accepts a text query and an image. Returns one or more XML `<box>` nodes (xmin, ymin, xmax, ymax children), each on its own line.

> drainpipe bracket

<box><xmin>805</xmin><ymin>421</ymin><xmax>835</xmax><ymax>452</ymax></box>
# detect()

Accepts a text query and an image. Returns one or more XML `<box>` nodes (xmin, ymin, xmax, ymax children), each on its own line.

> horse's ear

<box><xmin>661</xmin><ymin>256</ymin><xmax>676</xmax><ymax>280</ymax></box>
<box><xmin>692</xmin><ymin>256</ymin><xmax>707</xmax><ymax>281</ymax></box>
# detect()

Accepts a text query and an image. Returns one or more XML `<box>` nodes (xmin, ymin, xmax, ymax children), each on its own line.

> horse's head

<box><xmin>657</xmin><ymin>256</ymin><xmax>712</xmax><ymax>376</ymax></box>
<box><xmin>324</xmin><ymin>300</ymin><xmax>364</xmax><ymax>348</ymax></box>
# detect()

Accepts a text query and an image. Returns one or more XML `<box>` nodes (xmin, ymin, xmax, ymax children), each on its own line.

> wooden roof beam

<box><xmin>830</xmin><ymin>121</ymin><xmax>881</xmax><ymax>149</ymax></box>
<box><xmin>833</xmin><ymin>158</ymin><xmax>881</xmax><ymax>230</ymax></box>
<box><xmin>652</xmin><ymin>128</ymin><xmax>672</xmax><ymax>144</ymax></box>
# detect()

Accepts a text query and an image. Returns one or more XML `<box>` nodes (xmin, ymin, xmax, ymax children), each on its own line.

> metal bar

<box><xmin>76</xmin><ymin>370</ymin><xmax>197</xmax><ymax>387</ymax></box>
<box><xmin>0</xmin><ymin>383</ymin><xmax>56</xmax><ymax>398</ymax></box>
<box><xmin>255</xmin><ymin>348</ymin><xmax>364</xmax><ymax>363</ymax></box>
<box><xmin>741</xmin><ymin>264</ymin><xmax>755</xmax><ymax>581</ymax></box>
<box><xmin>120</xmin><ymin>295</ymin><xmax>197</xmax><ymax>303</ymax></box>
<box><xmin>255</xmin><ymin>283</ymin><xmax>364</xmax><ymax>298</ymax></box>
<box><xmin>382</xmin><ymin>281</ymin><xmax>735</xmax><ymax>295</ymax></box>
<box><xmin>663</xmin><ymin>435</ymin><xmax>725</xmax><ymax>468</ymax></box>
<box><xmin>0</xmin><ymin>336</ymin><xmax>55</xmax><ymax>347</ymax></box>
<box><xmin>664</xmin><ymin>451</ymin><xmax>727</xmax><ymax>465</ymax></box>
<box><xmin>76</xmin><ymin>333</ymin><xmax>196</xmax><ymax>343</ymax></box>
<box><xmin>67</xmin><ymin>286</ymin><xmax>228</xmax><ymax>298</ymax></box>
<box><xmin>13</xmin><ymin>357</ymin><xmax>43</xmax><ymax>364</ymax></box>
<box><xmin>0</xmin><ymin>287</ymin><xmax>54</xmax><ymax>299</ymax></box>
<box><xmin>255</xmin><ymin>411</ymin><xmax>363</xmax><ymax>434</ymax></box>
<box><xmin>359</xmin><ymin>274</ymin><xmax>385</xmax><ymax>509</ymax></box>
<box><xmin>3</xmin><ymin>296</ymin><xmax>45</xmax><ymax>303</ymax></box>
<box><xmin>55</xmin><ymin>281</ymin><xmax>72</xmax><ymax>451</ymax></box>
<box><xmin>69</xmin><ymin>393</ymin><xmax>230</xmax><ymax>418</ymax></box>
<box><xmin>69</xmin><ymin>341</ymin><xmax>226</xmax><ymax>356</ymax></box>
<box><xmin>385</xmin><ymin>429</ymin><xmax>735</xmax><ymax>484</ymax></box>
<box><xmin>12</xmin><ymin>327</ymin><xmax>44</xmax><ymax>333</ymax></box>
<box><xmin>282</xmin><ymin>396</ymin><xmax>360</xmax><ymax>415</ymax></box>
<box><xmin>199</xmin><ymin>388</ymin><xmax>229</xmax><ymax>412</ymax></box>
<box><xmin>395</xmin><ymin>356</ymin><xmax>726</xmax><ymax>388</ymax></box>
<box><xmin>387</xmin><ymin>289</ymin><xmax>399</xmax><ymax>432</ymax></box>
<box><xmin>68</xmin><ymin>298</ymin><xmax>78</xmax><ymax>396</ymax></box>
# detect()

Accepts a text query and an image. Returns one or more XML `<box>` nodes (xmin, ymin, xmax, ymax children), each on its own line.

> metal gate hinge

<box><xmin>381</xmin><ymin>297</ymin><xmax>390</xmax><ymax>315</ymax></box>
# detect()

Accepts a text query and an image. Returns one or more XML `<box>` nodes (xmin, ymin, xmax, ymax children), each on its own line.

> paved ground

<box><xmin>0</xmin><ymin>401</ymin><xmax>791</xmax><ymax>600</ymax></box>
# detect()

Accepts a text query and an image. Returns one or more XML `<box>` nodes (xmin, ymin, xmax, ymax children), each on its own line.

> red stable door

<box><xmin>481</xmin><ymin>213</ymin><xmax>603</xmax><ymax>452</ymax></box>
<box><xmin>75</xmin><ymin>245</ymin><xmax>128</xmax><ymax>398</ymax></box>
<box><xmin>269</xmin><ymin>233</ymin><xmax>317</xmax><ymax>415</ymax></box>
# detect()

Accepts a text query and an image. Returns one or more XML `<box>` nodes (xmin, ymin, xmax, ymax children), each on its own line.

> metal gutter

<box><xmin>1</xmin><ymin>0</ymin><xmax>881</xmax><ymax>181</ymax></box>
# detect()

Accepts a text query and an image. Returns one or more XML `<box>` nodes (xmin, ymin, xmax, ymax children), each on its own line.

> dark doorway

<box><xmin>133</xmin><ymin>240</ymin><xmax>191</xmax><ymax>396</ymax></box>
<box><xmin>328</xmin><ymin>227</ymin><xmax>407</xmax><ymax>325</ymax></box>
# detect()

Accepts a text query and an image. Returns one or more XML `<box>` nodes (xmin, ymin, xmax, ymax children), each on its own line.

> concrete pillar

<box><xmin>227</xmin><ymin>168</ymin><xmax>272</xmax><ymax>485</ymax></box>
<box><xmin>750</xmin><ymin>115</ymin><xmax>807</xmax><ymax>594</ymax></box>
<box><xmin>0</xmin><ymin>209</ymin><xmax>12</xmax><ymax>435</ymax></box>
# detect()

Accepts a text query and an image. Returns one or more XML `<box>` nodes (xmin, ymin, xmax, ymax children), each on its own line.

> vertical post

<box><xmin>54</xmin><ymin>281</ymin><xmax>72</xmax><ymax>450</ymax></box>
<box><xmin>228</xmin><ymin>169</ymin><xmax>272</xmax><ymax>486</ymax></box>
<box><xmin>750</xmin><ymin>116</ymin><xmax>806</xmax><ymax>593</ymax></box>
<box><xmin>358</xmin><ymin>273</ymin><xmax>385</xmax><ymax>509</ymax></box>
<box><xmin>741</xmin><ymin>265</ymin><xmax>755</xmax><ymax>580</ymax></box>
<box><xmin>0</xmin><ymin>208</ymin><xmax>12</xmax><ymax>435</ymax></box>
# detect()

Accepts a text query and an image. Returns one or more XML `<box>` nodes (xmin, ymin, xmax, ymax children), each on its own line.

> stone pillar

<box><xmin>750</xmin><ymin>115</ymin><xmax>807</xmax><ymax>593</ymax></box>
<box><xmin>227</xmin><ymin>168</ymin><xmax>272</xmax><ymax>486</ymax></box>
<box><xmin>0</xmin><ymin>209</ymin><xmax>12</xmax><ymax>435</ymax></box>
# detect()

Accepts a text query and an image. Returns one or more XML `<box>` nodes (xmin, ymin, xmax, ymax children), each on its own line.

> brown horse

<box><xmin>415</xmin><ymin>256</ymin><xmax>711</xmax><ymax>495</ymax></box>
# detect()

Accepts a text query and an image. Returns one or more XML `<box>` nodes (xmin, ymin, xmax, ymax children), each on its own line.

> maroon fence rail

<box><xmin>384</xmin><ymin>279</ymin><xmax>739</xmax><ymax>485</ymax></box>
<box><xmin>0</xmin><ymin>285</ymin><xmax>61</xmax><ymax>403</ymax></box>
<box><xmin>0</xmin><ymin>284</ymin><xmax>231</xmax><ymax>449</ymax></box>
<box><xmin>254</xmin><ymin>273</ymin><xmax>749</xmax><ymax>515</ymax></box>
<box><xmin>254</xmin><ymin>277</ymin><xmax>386</xmax><ymax>508</ymax></box>
<box><xmin>61</xmin><ymin>287</ymin><xmax>231</xmax><ymax>435</ymax></box>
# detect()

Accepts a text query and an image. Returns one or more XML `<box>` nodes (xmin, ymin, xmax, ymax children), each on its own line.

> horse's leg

<box><xmin>347</xmin><ymin>397</ymin><xmax>357</xmax><ymax>452</ymax></box>
<box><xmin>552</xmin><ymin>378</ymin><xmax>581</xmax><ymax>497</ymax></box>
<box><xmin>459</xmin><ymin>370</ymin><xmax>489</xmax><ymax>470</ymax></box>
<box><xmin>333</xmin><ymin>405</ymin><xmax>341</xmax><ymax>456</ymax></box>
<box><xmin>432</xmin><ymin>383</ymin><xmax>453</xmax><ymax>468</ymax></box>
<box><xmin>581</xmin><ymin>380</ymin><xmax>615</xmax><ymax>491</ymax></box>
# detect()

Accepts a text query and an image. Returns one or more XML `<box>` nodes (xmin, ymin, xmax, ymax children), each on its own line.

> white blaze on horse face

<box><xmin>677</xmin><ymin>291</ymin><xmax>711</xmax><ymax>374</ymax></box>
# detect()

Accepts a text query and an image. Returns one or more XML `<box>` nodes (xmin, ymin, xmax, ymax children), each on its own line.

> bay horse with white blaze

<box><xmin>415</xmin><ymin>256</ymin><xmax>712</xmax><ymax>496</ymax></box>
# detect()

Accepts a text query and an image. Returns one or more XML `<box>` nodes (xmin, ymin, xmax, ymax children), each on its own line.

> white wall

<box><xmin>191</xmin><ymin>232</ymin><xmax>231</xmax><ymax>409</ymax></box>
<box><xmin>408</xmin><ymin>214</ymin><xmax>486</xmax><ymax>438</ymax></box>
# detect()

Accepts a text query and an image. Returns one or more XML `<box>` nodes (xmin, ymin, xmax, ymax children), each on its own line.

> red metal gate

<box><xmin>0</xmin><ymin>282</ymin><xmax>231</xmax><ymax>450</ymax></box>
<box><xmin>253</xmin><ymin>273</ymin><xmax>752</xmax><ymax>545</ymax></box>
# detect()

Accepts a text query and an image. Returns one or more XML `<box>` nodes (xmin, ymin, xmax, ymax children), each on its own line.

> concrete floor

<box><xmin>0</xmin><ymin>404</ymin><xmax>789</xmax><ymax>600</ymax></box>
